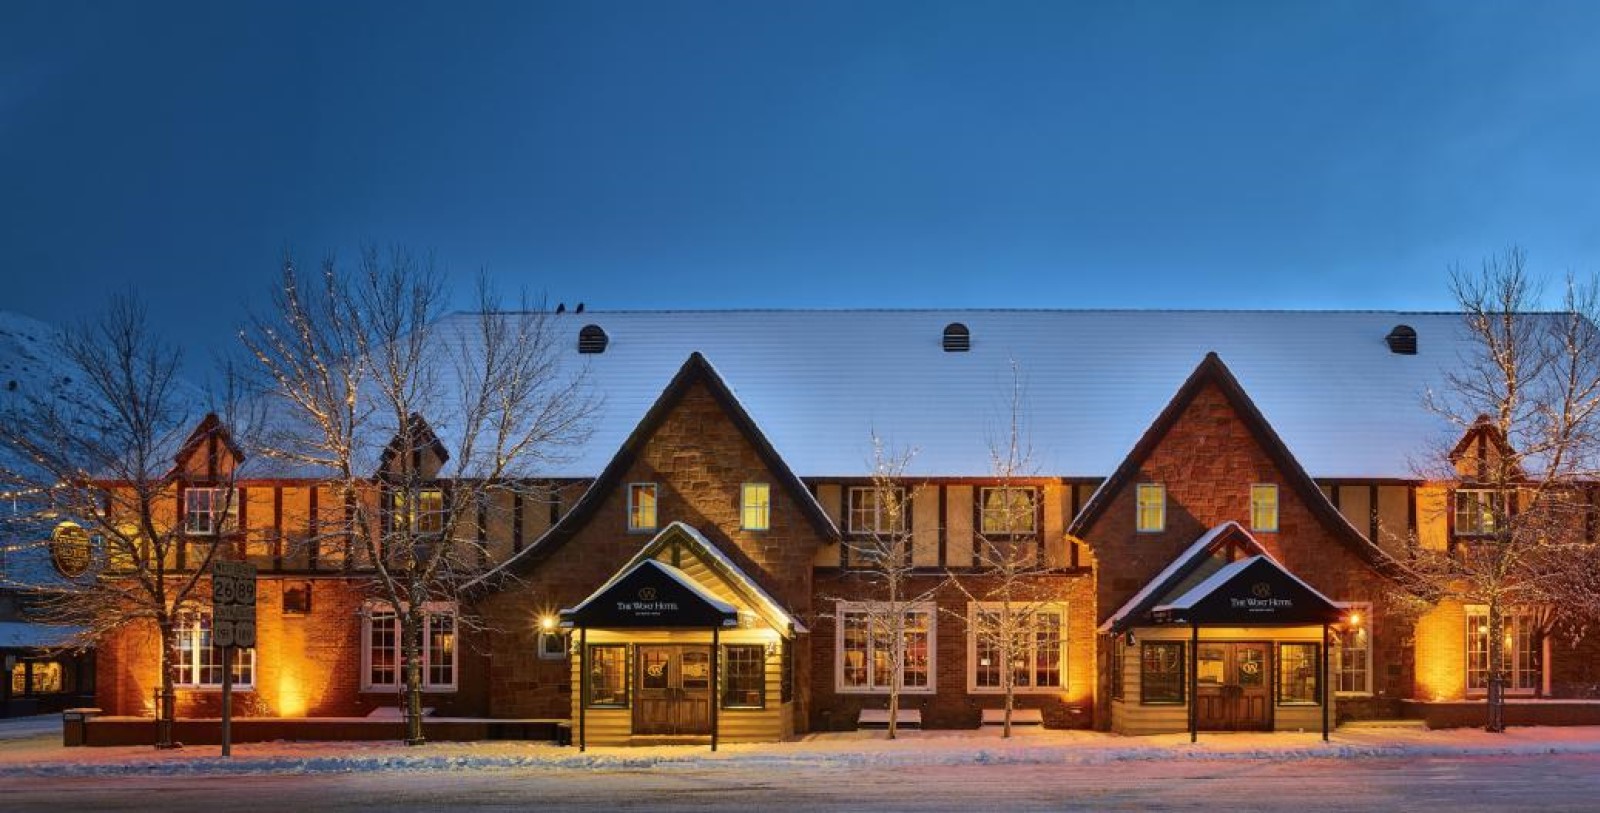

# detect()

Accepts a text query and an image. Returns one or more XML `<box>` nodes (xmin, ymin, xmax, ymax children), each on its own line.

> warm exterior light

<box><xmin>1347</xmin><ymin>611</ymin><xmax>1362</xmax><ymax>628</ymax></box>
<box><xmin>539</xmin><ymin>615</ymin><xmax>556</xmax><ymax>631</ymax></box>
<box><xmin>279</xmin><ymin>673</ymin><xmax>307</xmax><ymax>717</ymax></box>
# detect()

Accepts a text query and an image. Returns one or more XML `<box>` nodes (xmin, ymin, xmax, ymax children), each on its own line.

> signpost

<box><xmin>212</xmin><ymin>561</ymin><xmax>256</xmax><ymax>758</ymax></box>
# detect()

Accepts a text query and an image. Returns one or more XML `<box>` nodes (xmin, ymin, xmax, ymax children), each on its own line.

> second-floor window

<box><xmin>979</xmin><ymin>486</ymin><xmax>1038</xmax><ymax>537</ymax></box>
<box><xmin>1454</xmin><ymin>489</ymin><xmax>1506</xmax><ymax>536</ymax></box>
<box><xmin>184</xmin><ymin>487</ymin><xmax>237</xmax><ymax>535</ymax></box>
<box><xmin>1136</xmin><ymin>483</ymin><xmax>1165</xmax><ymax>533</ymax></box>
<box><xmin>741</xmin><ymin>483</ymin><xmax>771</xmax><ymax>531</ymax></box>
<box><xmin>389</xmin><ymin>488</ymin><xmax>445</xmax><ymax>534</ymax></box>
<box><xmin>847</xmin><ymin>486</ymin><xmax>906</xmax><ymax>535</ymax></box>
<box><xmin>628</xmin><ymin>483</ymin><xmax>658</xmax><ymax>531</ymax></box>
<box><xmin>1251</xmin><ymin>484</ymin><xmax>1279</xmax><ymax>532</ymax></box>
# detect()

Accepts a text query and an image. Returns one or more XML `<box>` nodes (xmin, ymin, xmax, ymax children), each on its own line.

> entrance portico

<box><xmin>1103</xmin><ymin>522</ymin><xmax>1351</xmax><ymax>740</ymax></box>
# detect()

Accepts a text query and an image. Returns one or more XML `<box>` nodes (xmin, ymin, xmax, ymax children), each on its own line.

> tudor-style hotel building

<box><xmin>85</xmin><ymin>311</ymin><xmax>1600</xmax><ymax>744</ymax></box>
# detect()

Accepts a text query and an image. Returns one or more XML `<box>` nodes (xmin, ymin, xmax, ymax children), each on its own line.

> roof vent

<box><xmin>942</xmin><ymin>323</ymin><xmax>970</xmax><ymax>353</ymax></box>
<box><xmin>1385</xmin><ymin>324</ymin><xmax>1417</xmax><ymax>355</ymax></box>
<box><xmin>578</xmin><ymin>324</ymin><xmax>608</xmax><ymax>354</ymax></box>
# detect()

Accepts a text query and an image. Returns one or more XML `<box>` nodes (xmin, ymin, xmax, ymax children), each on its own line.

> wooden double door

<box><xmin>1195</xmin><ymin>642</ymin><xmax>1270</xmax><ymax>731</ymax></box>
<box><xmin>634</xmin><ymin>645</ymin><xmax>713</xmax><ymax>736</ymax></box>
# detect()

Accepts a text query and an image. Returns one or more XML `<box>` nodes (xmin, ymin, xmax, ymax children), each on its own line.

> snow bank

<box><xmin>7</xmin><ymin>726</ymin><xmax>1600</xmax><ymax>779</ymax></box>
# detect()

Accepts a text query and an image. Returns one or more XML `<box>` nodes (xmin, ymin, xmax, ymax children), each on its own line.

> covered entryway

<box><xmin>635</xmin><ymin>645</ymin><xmax>713</xmax><ymax>736</ymax></box>
<box><xmin>559</xmin><ymin>522</ymin><xmax>808</xmax><ymax>751</ymax></box>
<box><xmin>1195</xmin><ymin>642</ymin><xmax>1270</xmax><ymax>731</ymax></box>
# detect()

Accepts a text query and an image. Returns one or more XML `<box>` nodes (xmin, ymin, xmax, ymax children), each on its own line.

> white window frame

<box><xmin>741</xmin><ymin>482</ymin><xmax>771</xmax><ymax>531</ymax></box>
<box><xmin>1464</xmin><ymin>605</ymin><xmax>1543</xmax><ymax>696</ymax></box>
<box><xmin>174</xmin><ymin>610</ymin><xmax>255</xmax><ymax>690</ymax></box>
<box><xmin>1136</xmin><ymin>483</ymin><xmax>1165</xmax><ymax>533</ymax></box>
<box><xmin>537</xmin><ymin>630</ymin><xmax>569</xmax><ymax>661</ymax></box>
<box><xmin>1250</xmin><ymin>484</ymin><xmax>1279</xmax><ymax>532</ymax></box>
<box><xmin>361</xmin><ymin>601</ymin><xmax>459</xmax><ymax>693</ymax></box>
<box><xmin>966</xmin><ymin>602</ymin><xmax>1069</xmax><ymax>694</ymax></box>
<box><xmin>834</xmin><ymin>601</ymin><xmax>937</xmax><ymax>695</ymax></box>
<box><xmin>847</xmin><ymin>486</ymin><xmax>907</xmax><ymax>535</ymax></box>
<box><xmin>627</xmin><ymin>482</ymin><xmax>658</xmax><ymax>532</ymax></box>
<box><xmin>184</xmin><ymin>487</ymin><xmax>237</xmax><ymax>536</ymax></box>
<box><xmin>1334</xmin><ymin>602</ymin><xmax>1372</xmax><ymax>697</ymax></box>
<box><xmin>978</xmin><ymin>486</ymin><xmax>1039</xmax><ymax>537</ymax></box>
<box><xmin>1454</xmin><ymin>489</ymin><xmax>1506</xmax><ymax>537</ymax></box>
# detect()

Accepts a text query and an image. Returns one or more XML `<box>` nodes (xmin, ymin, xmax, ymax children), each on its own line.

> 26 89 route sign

<box><xmin>211</xmin><ymin>560</ymin><xmax>257</xmax><ymax>649</ymax></box>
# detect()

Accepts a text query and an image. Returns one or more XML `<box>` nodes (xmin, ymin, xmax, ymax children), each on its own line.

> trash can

<box><xmin>555</xmin><ymin>722</ymin><xmax>572</xmax><ymax>747</ymax></box>
<box><xmin>62</xmin><ymin>707</ymin><xmax>101</xmax><ymax>747</ymax></box>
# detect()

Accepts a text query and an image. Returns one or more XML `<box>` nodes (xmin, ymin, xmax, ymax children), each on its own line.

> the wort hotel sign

<box><xmin>211</xmin><ymin>560</ymin><xmax>257</xmax><ymax>648</ymax></box>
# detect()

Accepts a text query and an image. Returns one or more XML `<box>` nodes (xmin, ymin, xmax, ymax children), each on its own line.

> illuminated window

<box><xmin>979</xmin><ymin>486</ymin><xmax>1038</xmax><ymax>537</ymax></box>
<box><xmin>847</xmin><ymin>486</ymin><xmax>907</xmax><ymax>535</ymax></box>
<box><xmin>184</xmin><ymin>488</ymin><xmax>237</xmax><ymax>535</ymax></box>
<box><xmin>9</xmin><ymin>660</ymin><xmax>68</xmax><ymax>696</ymax></box>
<box><xmin>586</xmin><ymin>645</ymin><xmax>628</xmax><ymax>707</ymax></box>
<box><xmin>968</xmin><ymin>603</ymin><xmax>1067</xmax><ymax>693</ymax></box>
<box><xmin>174</xmin><ymin>611</ymin><xmax>255</xmax><ymax>688</ymax></box>
<box><xmin>362</xmin><ymin>603</ymin><xmax>457</xmax><ymax>691</ymax></box>
<box><xmin>721</xmin><ymin>644</ymin><xmax>766</xmax><ymax>708</ymax></box>
<box><xmin>1136</xmin><ymin>484</ymin><xmax>1165</xmax><ymax>533</ymax></box>
<box><xmin>836</xmin><ymin>602</ymin><xmax>935</xmax><ymax>693</ymax></box>
<box><xmin>1335</xmin><ymin>603</ymin><xmax>1372</xmax><ymax>695</ymax></box>
<box><xmin>388</xmin><ymin>488</ymin><xmax>445</xmax><ymax>534</ymax></box>
<box><xmin>1454</xmin><ymin>489</ymin><xmax>1506</xmax><ymax>537</ymax></box>
<box><xmin>1466</xmin><ymin>607</ymin><xmax>1542</xmax><ymax>693</ymax></box>
<box><xmin>1278</xmin><ymin>643</ymin><xmax>1320</xmax><ymax>705</ymax></box>
<box><xmin>1110</xmin><ymin>637</ymin><xmax>1126</xmax><ymax>701</ymax></box>
<box><xmin>741</xmin><ymin>483</ymin><xmax>771</xmax><ymax>531</ymax></box>
<box><xmin>1251</xmin><ymin>484</ymin><xmax>1279</xmax><ymax>532</ymax></box>
<box><xmin>1140</xmin><ymin>642</ymin><xmax>1184</xmax><ymax>704</ymax></box>
<box><xmin>628</xmin><ymin>483</ymin><xmax>658</xmax><ymax>531</ymax></box>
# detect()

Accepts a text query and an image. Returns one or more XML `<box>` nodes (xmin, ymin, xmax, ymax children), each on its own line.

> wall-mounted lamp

<box><xmin>1123</xmin><ymin>631</ymin><xmax>1137</xmax><ymax>647</ymax></box>
<box><xmin>766</xmin><ymin>639</ymin><xmax>781</xmax><ymax>658</ymax></box>
<box><xmin>539</xmin><ymin>615</ymin><xmax>557</xmax><ymax>632</ymax></box>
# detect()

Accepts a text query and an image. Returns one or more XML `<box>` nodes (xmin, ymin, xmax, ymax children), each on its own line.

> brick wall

<box><xmin>810</xmin><ymin>571</ymin><xmax>1098</xmax><ymax>730</ymax></box>
<box><xmin>473</xmin><ymin>380</ymin><xmax>829</xmax><ymax>723</ymax></box>
<box><xmin>1081</xmin><ymin>381</ymin><xmax>1412</xmax><ymax>705</ymax></box>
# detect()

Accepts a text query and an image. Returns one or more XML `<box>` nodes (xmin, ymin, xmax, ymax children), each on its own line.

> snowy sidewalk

<box><xmin>6</xmin><ymin>724</ymin><xmax>1600</xmax><ymax>778</ymax></box>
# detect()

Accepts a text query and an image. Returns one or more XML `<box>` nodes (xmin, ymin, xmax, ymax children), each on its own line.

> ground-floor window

<box><xmin>968</xmin><ymin>602</ymin><xmax>1067</xmax><ymax>692</ymax></box>
<box><xmin>1110</xmin><ymin>636</ymin><xmax>1126</xmax><ymax>701</ymax></box>
<box><xmin>1140</xmin><ymin>641</ymin><xmax>1185</xmax><ymax>704</ymax></box>
<box><xmin>9</xmin><ymin>659</ymin><xmax>71</xmax><ymax>696</ymax></box>
<box><xmin>361</xmin><ymin>602</ymin><xmax>457</xmax><ymax>692</ymax></box>
<box><xmin>1466</xmin><ymin>607</ymin><xmax>1543</xmax><ymax>693</ymax></box>
<box><xmin>721</xmin><ymin>644</ymin><xmax>765</xmax><ymax>708</ymax></box>
<box><xmin>1335</xmin><ymin>603</ymin><xmax>1372</xmax><ymax>695</ymax></box>
<box><xmin>1277</xmin><ymin>643</ymin><xmax>1320</xmax><ymax>705</ymax></box>
<box><xmin>175</xmin><ymin>611</ymin><xmax>255</xmax><ymax>689</ymax></box>
<box><xmin>586</xmin><ymin>644</ymin><xmax>629</xmax><ymax>707</ymax></box>
<box><xmin>836</xmin><ymin>602</ymin><xmax>935</xmax><ymax>693</ymax></box>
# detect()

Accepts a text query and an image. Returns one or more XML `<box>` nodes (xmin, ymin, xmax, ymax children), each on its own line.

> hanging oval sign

<box><xmin>50</xmin><ymin>523</ymin><xmax>92</xmax><ymax>578</ymax></box>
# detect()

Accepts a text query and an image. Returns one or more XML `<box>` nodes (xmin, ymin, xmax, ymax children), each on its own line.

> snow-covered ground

<box><xmin>7</xmin><ymin>720</ymin><xmax>1600</xmax><ymax>778</ymax></box>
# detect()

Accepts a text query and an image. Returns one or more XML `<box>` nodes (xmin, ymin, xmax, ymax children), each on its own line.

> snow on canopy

<box><xmin>407</xmin><ymin>309</ymin><xmax>1479</xmax><ymax>480</ymax></box>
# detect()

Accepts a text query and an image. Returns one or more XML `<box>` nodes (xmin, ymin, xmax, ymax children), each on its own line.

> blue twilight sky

<box><xmin>3</xmin><ymin>1</ymin><xmax>1600</xmax><ymax>358</ymax></box>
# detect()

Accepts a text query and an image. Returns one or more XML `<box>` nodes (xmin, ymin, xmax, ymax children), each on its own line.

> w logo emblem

<box><xmin>1251</xmin><ymin>582</ymin><xmax>1272</xmax><ymax>599</ymax></box>
<box><xmin>638</xmin><ymin>587</ymin><xmax>658</xmax><ymax>601</ymax></box>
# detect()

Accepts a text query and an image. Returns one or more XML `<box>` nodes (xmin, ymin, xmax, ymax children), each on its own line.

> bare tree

<box><xmin>1400</xmin><ymin>247</ymin><xmax>1600</xmax><ymax>731</ymax></box>
<box><xmin>240</xmin><ymin>247</ymin><xmax>592</xmax><ymax>745</ymax></box>
<box><xmin>0</xmin><ymin>295</ymin><xmax>243</xmax><ymax>749</ymax></box>
<box><xmin>948</xmin><ymin>359</ymin><xmax>1060</xmax><ymax>738</ymax></box>
<box><xmin>826</xmin><ymin>433</ymin><xmax>940</xmax><ymax>739</ymax></box>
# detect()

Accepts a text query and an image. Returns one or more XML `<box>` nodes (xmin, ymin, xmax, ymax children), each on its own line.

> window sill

<box><xmin>834</xmin><ymin>687</ymin><xmax>936</xmax><ymax>696</ymax></box>
<box><xmin>1335</xmin><ymin>691</ymin><xmax>1374</xmax><ymax>698</ymax></box>
<box><xmin>1277</xmin><ymin>701</ymin><xmax>1321</xmax><ymax>707</ymax></box>
<box><xmin>968</xmin><ymin>686</ymin><xmax>1067</xmax><ymax>695</ymax></box>
<box><xmin>360</xmin><ymin>686</ymin><xmax>459</xmax><ymax>694</ymax></box>
<box><xmin>177</xmin><ymin>686</ymin><xmax>255</xmax><ymax>692</ymax></box>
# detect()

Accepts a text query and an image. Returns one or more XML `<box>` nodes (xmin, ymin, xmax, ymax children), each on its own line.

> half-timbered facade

<box><xmin>74</xmin><ymin>310</ymin><xmax>1600</xmax><ymax>740</ymax></box>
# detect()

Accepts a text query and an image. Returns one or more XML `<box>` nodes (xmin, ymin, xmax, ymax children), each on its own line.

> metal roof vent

<box><xmin>578</xmin><ymin>324</ymin><xmax>609</xmax><ymax>354</ymax></box>
<box><xmin>1385</xmin><ymin>324</ymin><xmax>1417</xmax><ymax>355</ymax></box>
<box><xmin>942</xmin><ymin>322</ymin><xmax>970</xmax><ymax>353</ymax></box>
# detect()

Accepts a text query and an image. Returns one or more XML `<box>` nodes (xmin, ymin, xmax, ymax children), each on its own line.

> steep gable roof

<box><xmin>476</xmin><ymin>352</ymin><xmax>838</xmax><ymax>584</ymax></box>
<box><xmin>1099</xmin><ymin>521</ymin><xmax>1267</xmax><ymax>634</ymax></box>
<box><xmin>172</xmin><ymin>412</ymin><xmax>245</xmax><ymax>478</ymax></box>
<box><xmin>376</xmin><ymin>412</ymin><xmax>450</xmax><ymax>478</ymax></box>
<box><xmin>1068</xmin><ymin>352</ymin><xmax>1395</xmax><ymax>572</ymax></box>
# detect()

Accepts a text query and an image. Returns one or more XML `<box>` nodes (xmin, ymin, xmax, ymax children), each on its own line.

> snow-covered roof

<box><xmin>0</xmin><ymin>621</ymin><xmax>83</xmax><ymax>650</ymax></box>
<box><xmin>560</xmin><ymin>558</ymin><xmax>739</xmax><ymax>624</ymax></box>
<box><xmin>1098</xmin><ymin>522</ymin><xmax>1265</xmax><ymax>634</ymax></box>
<box><xmin>419</xmin><ymin>309</ymin><xmax>1474</xmax><ymax>479</ymax></box>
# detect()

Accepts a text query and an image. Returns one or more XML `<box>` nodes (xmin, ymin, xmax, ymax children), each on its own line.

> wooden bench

<box><xmin>857</xmin><ymin>708</ymin><xmax>922</xmax><ymax>729</ymax></box>
<box><xmin>980</xmin><ymin>708</ymin><xmax>1044</xmax><ymax>727</ymax></box>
